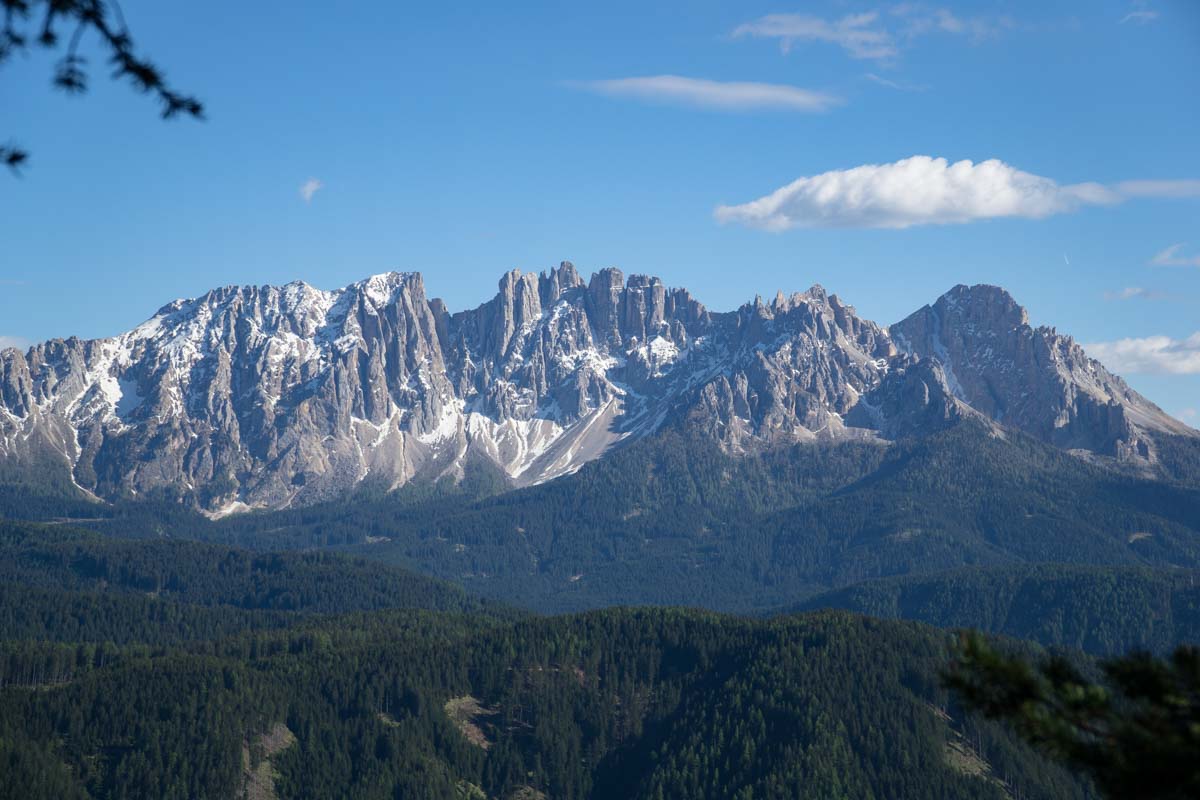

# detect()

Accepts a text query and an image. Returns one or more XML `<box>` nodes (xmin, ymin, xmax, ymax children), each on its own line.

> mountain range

<box><xmin>3</xmin><ymin>267</ymin><xmax>1199</xmax><ymax>800</ymax></box>
<box><xmin>0</xmin><ymin>263</ymin><xmax>1193</xmax><ymax>514</ymax></box>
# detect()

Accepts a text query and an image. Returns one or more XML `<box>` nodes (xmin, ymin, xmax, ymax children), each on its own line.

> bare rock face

<box><xmin>0</xmin><ymin>269</ymin><xmax>1192</xmax><ymax>512</ymax></box>
<box><xmin>844</xmin><ymin>356</ymin><xmax>979</xmax><ymax>440</ymax></box>
<box><xmin>890</xmin><ymin>285</ymin><xmax>1192</xmax><ymax>459</ymax></box>
<box><xmin>684</xmin><ymin>287</ymin><xmax>894</xmax><ymax>449</ymax></box>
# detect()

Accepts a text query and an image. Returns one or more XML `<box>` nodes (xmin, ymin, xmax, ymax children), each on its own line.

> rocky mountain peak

<box><xmin>354</xmin><ymin>271</ymin><xmax>425</xmax><ymax>306</ymax></box>
<box><xmin>540</xmin><ymin>261</ymin><xmax>585</xmax><ymax>305</ymax></box>
<box><xmin>937</xmin><ymin>284</ymin><xmax>1030</xmax><ymax>329</ymax></box>
<box><xmin>1</xmin><ymin>266</ymin><xmax>1192</xmax><ymax>512</ymax></box>
<box><xmin>891</xmin><ymin>283</ymin><xmax>1189</xmax><ymax>457</ymax></box>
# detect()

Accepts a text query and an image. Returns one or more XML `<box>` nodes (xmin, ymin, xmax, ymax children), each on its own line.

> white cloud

<box><xmin>1084</xmin><ymin>333</ymin><xmax>1200</xmax><ymax>375</ymax></box>
<box><xmin>733</xmin><ymin>12</ymin><xmax>897</xmax><ymax>60</ymax></box>
<box><xmin>733</xmin><ymin>6</ymin><xmax>1011</xmax><ymax>61</ymax></box>
<box><xmin>714</xmin><ymin>156</ymin><xmax>1119</xmax><ymax>231</ymax></box>
<box><xmin>1151</xmin><ymin>244</ymin><xmax>1200</xmax><ymax>268</ymax></box>
<box><xmin>299</xmin><ymin>178</ymin><xmax>323</xmax><ymax>203</ymax></box>
<box><xmin>0</xmin><ymin>336</ymin><xmax>29</xmax><ymax>351</ymax></box>
<box><xmin>569</xmin><ymin>76</ymin><xmax>839</xmax><ymax>112</ymax></box>
<box><xmin>715</xmin><ymin>156</ymin><xmax>1199</xmax><ymax>231</ymax></box>
<box><xmin>1105</xmin><ymin>287</ymin><xmax>1159</xmax><ymax>301</ymax></box>
<box><xmin>1178</xmin><ymin>408</ymin><xmax>1197</xmax><ymax>424</ymax></box>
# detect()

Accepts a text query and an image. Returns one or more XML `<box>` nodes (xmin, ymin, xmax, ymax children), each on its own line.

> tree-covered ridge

<box><xmin>0</xmin><ymin>520</ymin><xmax>519</xmax><ymax>695</ymax></box>
<box><xmin>795</xmin><ymin>564</ymin><xmax>1200</xmax><ymax>656</ymax></box>
<box><xmin>322</xmin><ymin>421</ymin><xmax>1200</xmax><ymax>611</ymax></box>
<box><xmin>0</xmin><ymin>607</ymin><xmax>1096</xmax><ymax>800</ymax></box>
<box><xmin>0</xmin><ymin>520</ymin><xmax>503</xmax><ymax>618</ymax></box>
<box><xmin>0</xmin><ymin>583</ymin><xmax>297</xmax><ymax>649</ymax></box>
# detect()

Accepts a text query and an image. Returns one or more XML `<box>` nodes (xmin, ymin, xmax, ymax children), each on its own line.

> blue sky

<box><xmin>1</xmin><ymin>0</ymin><xmax>1197</xmax><ymax>419</ymax></box>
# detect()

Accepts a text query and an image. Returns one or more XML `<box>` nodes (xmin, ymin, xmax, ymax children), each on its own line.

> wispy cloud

<box><xmin>1121</xmin><ymin>10</ymin><xmax>1159</xmax><ymax>24</ymax></box>
<box><xmin>1105</xmin><ymin>287</ymin><xmax>1163</xmax><ymax>301</ymax></box>
<box><xmin>733</xmin><ymin>6</ymin><xmax>1012</xmax><ymax>61</ymax></box>
<box><xmin>733</xmin><ymin>12</ymin><xmax>897</xmax><ymax>59</ymax></box>
<box><xmin>1151</xmin><ymin>244</ymin><xmax>1200</xmax><ymax>268</ymax></box>
<box><xmin>715</xmin><ymin>156</ymin><xmax>1199</xmax><ymax>231</ymax></box>
<box><xmin>1179</xmin><ymin>408</ymin><xmax>1198</xmax><ymax>423</ymax></box>
<box><xmin>1117</xmin><ymin>180</ymin><xmax>1200</xmax><ymax>198</ymax></box>
<box><xmin>891</xmin><ymin>4</ymin><xmax>1014</xmax><ymax>42</ymax></box>
<box><xmin>299</xmin><ymin>178</ymin><xmax>324</xmax><ymax>203</ymax></box>
<box><xmin>0</xmin><ymin>336</ymin><xmax>29</xmax><ymax>351</ymax></box>
<box><xmin>864</xmin><ymin>72</ymin><xmax>928</xmax><ymax>92</ymax></box>
<box><xmin>1120</xmin><ymin>2</ymin><xmax>1159</xmax><ymax>24</ymax></box>
<box><xmin>568</xmin><ymin>76</ymin><xmax>840</xmax><ymax>112</ymax></box>
<box><xmin>1084</xmin><ymin>333</ymin><xmax>1200</xmax><ymax>375</ymax></box>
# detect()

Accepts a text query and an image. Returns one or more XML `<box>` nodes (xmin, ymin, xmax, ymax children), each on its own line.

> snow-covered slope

<box><xmin>0</xmin><ymin>266</ymin><xmax>1192</xmax><ymax>511</ymax></box>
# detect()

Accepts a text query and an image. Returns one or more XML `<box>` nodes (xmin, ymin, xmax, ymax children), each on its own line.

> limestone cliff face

<box><xmin>0</xmin><ymin>268</ymin><xmax>1191</xmax><ymax>512</ymax></box>
<box><xmin>889</xmin><ymin>284</ymin><xmax>1191</xmax><ymax>458</ymax></box>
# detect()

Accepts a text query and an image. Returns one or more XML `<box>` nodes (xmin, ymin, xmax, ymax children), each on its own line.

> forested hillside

<box><xmin>300</xmin><ymin>422</ymin><xmax>1200</xmax><ymax>611</ymax></box>
<box><xmin>0</xmin><ymin>520</ymin><xmax>511</xmax><ymax>654</ymax></box>
<box><xmin>5</xmin><ymin>458</ymin><xmax>1193</xmax><ymax>799</ymax></box>
<box><xmin>0</xmin><ymin>521</ymin><xmax>499</xmax><ymax>617</ymax></box>
<box><xmin>796</xmin><ymin>564</ymin><xmax>1200</xmax><ymax>656</ymax></box>
<box><xmin>0</xmin><ymin>603</ymin><xmax>1095</xmax><ymax>800</ymax></box>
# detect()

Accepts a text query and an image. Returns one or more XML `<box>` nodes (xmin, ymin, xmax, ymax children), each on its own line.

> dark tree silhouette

<box><xmin>1</xmin><ymin>0</ymin><xmax>203</xmax><ymax>171</ymax></box>
<box><xmin>945</xmin><ymin>632</ymin><xmax>1200</xmax><ymax>800</ymax></box>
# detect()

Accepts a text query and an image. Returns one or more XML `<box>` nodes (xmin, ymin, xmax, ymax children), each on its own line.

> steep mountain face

<box><xmin>890</xmin><ymin>284</ymin><xmax>1193</xmax><ymax>459</ymax></box>
<box><xmin>0</xmin><ymin>266</ymin><xmax>1193</xmax><ymax>512</ymax></box>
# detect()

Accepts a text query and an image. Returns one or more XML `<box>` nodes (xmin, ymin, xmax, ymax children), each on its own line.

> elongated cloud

<box><xmin>864</xmin><ymin>72</ymin><xmax>927</xmax><ymax>92</ymax></box>
<box><xmin>1152</xmin><ymin>244</ymin><xmax>1200</xmax><ymax>268</ymax></box>
<box><xmin>570</xmin><ymin>75</ymin><xmax>839</xmax><ymax>112</ymax></box>
<box><xmin>715</xmin><ymin>156</ymin><xmax>1198</xmax><ymax>230</ymax></box>
<box><xmin>1084</xmin><ymin>333</ymin><xmax>1200</xmax><ymax>375</ymax></box>
<box><xmin>1118</xmin><ymin>180</ymin><xmax>1200</xmax><ymax>198</ymax></box>
<box><xmin>715</xmin><ymin>156</ymin><xmax>1118</xmax><ymax>230</ymax></box>
<box><xmin>1121</xmin><ymin>10</ymin><xmax>1159</xmax><ymax>24</ymax></box>
<box><xmin>0</xmin><ymin>336</ymin><xmax>29</xmax><ymax>351</ymax></box>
